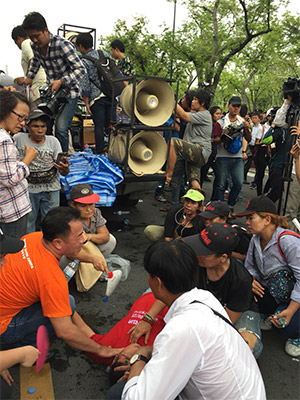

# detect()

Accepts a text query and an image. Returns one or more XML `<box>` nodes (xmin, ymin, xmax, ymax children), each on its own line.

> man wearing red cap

<box><xmin>68</xmin><ymin>184</ymin><xmax>116</xmax><ymax>272</ymax></box>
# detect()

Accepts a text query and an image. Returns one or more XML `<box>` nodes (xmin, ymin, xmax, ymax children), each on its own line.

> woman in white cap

<box><xmin>236</xmin><ymin>195</ymin><xmax>300</xmax><ymax>357</ymax></box>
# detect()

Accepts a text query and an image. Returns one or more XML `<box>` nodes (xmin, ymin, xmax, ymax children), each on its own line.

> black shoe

<box><xmin>203</xmin><ymin>176</ymin><xmax>211</xmax><ymax>182</ymax></box>
<box><xmin>243</xmin><ymin>180</ymin><xmax>250</xmax><ymax>184</ymax></box>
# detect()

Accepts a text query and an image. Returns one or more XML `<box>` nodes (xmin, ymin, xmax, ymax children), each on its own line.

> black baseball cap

<box><xmin>0</xmin><ymin>229</ymin><xmax>24</xmax><ymax>255</ymax></box>
<box><xmin>229</xmin><ymin>96</ymin><xmax>242</xmax><ymax>106</ymax></box>
<box><xmin>27</xmin><ymin>109</ymin><xmax>50</xmax><ymax>124</ymax></box>
<box><xmin>200</xmin><ymin>201</ymin><xmax>230</xmax><ymax>219</ymax></box>
<box><xmin>70</xmin><ymin>183</ymin><xmax>100</xmax><ymax>204</ymax></box>
<box><xmin>235</xmin><ymin>195</ymin><xmax>277</xmax><ymax>217</ymax></box>
<box><xmin>183</xmin><ymin>223</ymin><xmax>239</xmax><ymax>256</ymax></box>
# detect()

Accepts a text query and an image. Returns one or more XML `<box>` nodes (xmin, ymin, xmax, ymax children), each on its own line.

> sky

<box><xmin>1</xmin><ymin>0</ymin><xmax>299</xmax><ymax>79</ymax></box>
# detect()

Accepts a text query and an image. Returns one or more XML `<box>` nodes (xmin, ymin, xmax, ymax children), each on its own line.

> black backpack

<box><xmin>81</xmin><ymin>50</ymin><xmax>125</xmax><ymax>98</ymax></box>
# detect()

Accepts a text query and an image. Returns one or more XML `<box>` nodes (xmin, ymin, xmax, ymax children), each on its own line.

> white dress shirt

<box><xmin>122</xmin><ymin>288</ymin><xmax>266</xmax><ymax>400</ymax></box>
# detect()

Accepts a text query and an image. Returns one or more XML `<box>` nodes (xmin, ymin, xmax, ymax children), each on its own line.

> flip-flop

<box><xmin>36</xmin><ymin>325</ymin><xmax>49</xmax><ymax>373</ymax></box>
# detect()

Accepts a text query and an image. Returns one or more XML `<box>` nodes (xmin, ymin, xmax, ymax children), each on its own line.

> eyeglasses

<box><xmin>11</xmin><ymin>110</ymin><xmax>28</xmax><ymax>122</ymax></box>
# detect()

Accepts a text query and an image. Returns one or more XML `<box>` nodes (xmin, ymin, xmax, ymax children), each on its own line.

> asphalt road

<box><xmin>8</xmin><ymin>170</ymin><xmax>300</xmax><ymax>400</ymax></box>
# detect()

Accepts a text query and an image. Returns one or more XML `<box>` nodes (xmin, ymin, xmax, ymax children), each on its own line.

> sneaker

<box><xmin>250</xmin><ymin>183</ymin><xmax>257</xmax><ymax>190</ymax></box>
<box><xmin>155</xmin><ymin>195</ymin><xmax>167</xmax><ymax>203</ymax></box>
<box><xmin>285</xmin><ymin>338</ymin><xmax>300</xmax><ymax>357</ymax></box>
<box><xmin>260</xmin><ymin>314</ymin><xmax>272</xmax><ymax>331</ymax></box>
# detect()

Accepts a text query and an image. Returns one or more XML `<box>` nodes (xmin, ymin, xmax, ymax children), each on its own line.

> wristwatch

<box><xmin>130</xmin><ymin>353</ymin><xmax>150</xmax><ymax>366</ymax></box>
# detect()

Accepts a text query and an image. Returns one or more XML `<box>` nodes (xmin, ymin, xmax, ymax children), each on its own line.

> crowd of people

<box><xmin>0</xmin><ymin>9</ymin><xmax>300</xmax><ymax>400</ymax></box>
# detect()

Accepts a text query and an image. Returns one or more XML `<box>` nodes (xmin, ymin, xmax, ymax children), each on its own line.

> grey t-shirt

<box><xmin>13</xmin><ymin>132</ymin><xmax>62</xmax><ymax>193</ymax></box>
<box><xmin>183</xmin><ymin>110</ymin><xmax>212</xmax><ymax>163</ymax></box>
<box><xmin>216</xmin><ymin>118</ymin><xmax>243</xmax><ymax>158</ymax></box>
<box><xmin>81</xmin><ymin>208</ymin><xmax>107</xmax><ymax>233</ymax></box>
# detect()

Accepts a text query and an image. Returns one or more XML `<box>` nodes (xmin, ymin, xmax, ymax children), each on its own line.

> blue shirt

<box><xmin>27</xmin><ymin>33</ymin><xmax>86</xmax><ymax>98</ymax></box>
<box><xmin>245</xmin><ymin>227</ymin><xmax>300</xmax><ymax>304</ymax></box>
<box><xmin>80</xmin><ymin>49</ymin><xmax>110</xmax><ymax>103</ymax></box>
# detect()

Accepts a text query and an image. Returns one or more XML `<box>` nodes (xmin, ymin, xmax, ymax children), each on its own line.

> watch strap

<box><xmin>130</xmin><ymin>354</ymin><xmax>149</xmax><ymax>365</ymax></box>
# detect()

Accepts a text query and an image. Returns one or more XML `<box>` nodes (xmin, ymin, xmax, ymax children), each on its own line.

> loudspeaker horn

<box><xmin>120</xmin><ymin>78</ymin><xmax>175</xmax><ymax>127</ymax></box>
<box><xmin>128</xmin><ymin>131</ymin><xmax>168</xmax><ymax>175</ymax></box>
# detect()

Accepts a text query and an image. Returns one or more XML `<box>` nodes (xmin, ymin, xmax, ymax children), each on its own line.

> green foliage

<box><xmin>103</xmin><ymin>0</ymin><xmax>300</xmax><ymax>108</ymax></box>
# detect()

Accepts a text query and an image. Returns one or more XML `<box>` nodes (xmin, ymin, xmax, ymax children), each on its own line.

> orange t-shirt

<box><xmin>0</xmin><ymin>231</ymin><xmax>72</xmax><ymax>335</ymax></box>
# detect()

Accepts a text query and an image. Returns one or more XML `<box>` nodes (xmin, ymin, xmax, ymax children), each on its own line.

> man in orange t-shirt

<box><xmin>0</xmin><ymin>207</ymin><xmax>123</xmax><ymax>360</ymax></box>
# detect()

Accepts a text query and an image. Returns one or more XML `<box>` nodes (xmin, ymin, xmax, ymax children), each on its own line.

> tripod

<box><xmin>277</xmin><ymin>104</ymin><xmax>300</xmax><ymax>215</ymax></box>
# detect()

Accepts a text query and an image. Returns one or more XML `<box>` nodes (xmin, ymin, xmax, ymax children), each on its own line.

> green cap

<box><xmin>182</xmin><ymin>189</ymin><xmax>204</xmax><ymax>203</ymax></box>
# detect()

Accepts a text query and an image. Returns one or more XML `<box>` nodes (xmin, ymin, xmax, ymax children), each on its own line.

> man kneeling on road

<box><xmin>0</xmin><ymin>207</ymin><xmax>122</xmax><ymax>359</ymax></box>
<box><xmin>106</xmin><ymin>240</ymin><xmax>266</xmax><ymax>400</ymax></box>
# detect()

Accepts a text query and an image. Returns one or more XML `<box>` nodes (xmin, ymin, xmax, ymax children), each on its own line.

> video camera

<box><xmin>282</xmin><ymin>78</ymin><xmax>300</xmax><ymax>127</ymax></box>
<box><xmin>38</xmin><ymin>85</ymin><xmax>70</xmax><ymax>117</ymax></box>
<box><xmin>283</xmin><ymin>77</ymin><xmax>300</xmax><ymax>107</ymax></box>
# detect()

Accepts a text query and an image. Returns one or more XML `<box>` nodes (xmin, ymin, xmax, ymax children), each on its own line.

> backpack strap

<box><xmin>277</xmin><ymin>231</ymin><xmax>300</xmax><ymax>262</ymax></box>
<box><xmin>80</xmin><ymin>53</ymin><xmax>102</xmax><ymax>91</ymax></box>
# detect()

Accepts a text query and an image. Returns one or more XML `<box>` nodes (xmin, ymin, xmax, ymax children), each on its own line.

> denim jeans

<box><xmin>55</xmin><ymin>97</ymin><xmax>78</xmax><ymax>152</ymax></box>
<box><xmin>234</xmin><ymin>310</ymin><xmax>263</xmax><ymax>359</ymax></box>
<box><xmin>27</xmin><ymin>190</ymin><xmax>60</xmax><ymax>233</ymax></box>
<box><xmin>105</xmin><ymin>380</ymin><xmax>126</xmax><ymax>400</ymax></box>
<box><xmin>91</xmin><ymin>97</ymin><xmax>116</xmax><ymax>154</ymax></box>
<box><xmin>257</xmin><ymin>288</ymin><xmax>300</xmax><ymax>339</ymax></box>
<box><xmin>214</xmin><ymin>157</ymin><xmax>244</xmax><ymax>207</ymax></box>
<box><xmin>171</xmin><ymin>158</ymin><xmax>186</xmax><ymax>205</ymax></box>
<box><xmin>0</xmin><ymin>213</ymin><xmax>28</xmax><ymax>239</ymax></box>
<box><xmin>0</xmin><ymin>295</ymin><xmax>76</xmax><ymax>347</ymax></box>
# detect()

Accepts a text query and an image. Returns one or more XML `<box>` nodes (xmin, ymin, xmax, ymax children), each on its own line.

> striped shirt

<box><xmin>0</xmin><ymin>128</ymin><xmax>31</xmax><ymax>223</ymax></box>
<box><xmin>27</xmin><ymin>33</ymin><xmax>86</xmax><ymax>98</ymax></box>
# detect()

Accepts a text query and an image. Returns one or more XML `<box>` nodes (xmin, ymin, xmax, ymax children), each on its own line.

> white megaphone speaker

<box><xmin>120</xmin><ymin>78</ymin><xmax>175</xmax><ymax>127</ymax></box>
<box><xmin>128</xmin><ymin>131</ymin><xmax>168</xmax><ymax>175</ymax></box>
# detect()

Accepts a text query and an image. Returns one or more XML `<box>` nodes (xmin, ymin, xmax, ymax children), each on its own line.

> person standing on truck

<box><xmin>76</xmin><ymin>33</ymin><xmax>116</xmax><ymax>154</ymax></box>
<box><xmin>22</xmin><ymin>11</ymin><xmax>86</xmax><ymax>153</ymax></box>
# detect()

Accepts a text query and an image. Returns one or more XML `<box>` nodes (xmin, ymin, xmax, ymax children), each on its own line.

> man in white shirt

<box><xmin>11</xmin><ymin>25</ymin><xmax>46</xmax><ymax>109</ymax></box>
<box><xmin>106</xmin><ymin>238</ymin><xmax>266</xmax><ymax>400</ymax></box>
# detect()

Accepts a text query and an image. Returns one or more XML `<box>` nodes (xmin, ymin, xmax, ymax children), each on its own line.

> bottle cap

<box><xmin>107</xmin><ymin>272</ymin><xmax>113</xmax><ymax>279</ymax></box>
<box><xmin>28</xmin><ymin>387</ymin><xmax>35</xmax><ymax>394</ymax></box>
<box><xmin>103</xmin><ymin>297</ymin><xmax>108</xmax><ymax>302</ymax></box>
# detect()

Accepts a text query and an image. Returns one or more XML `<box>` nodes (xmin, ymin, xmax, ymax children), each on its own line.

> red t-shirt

<box><xmin>87</xmin><ymin>292</ymin><xmax>167</xmax><ymax>365</ymax></box>
<box><xmin>0</xmin><ymin>232</ymin><xmax>72</xmax><ymax>334</ymax></box>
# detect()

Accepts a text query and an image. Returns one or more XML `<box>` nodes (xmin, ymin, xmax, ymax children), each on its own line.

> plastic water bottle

<box><xmin>113</xmin><ymin>210</ymin><xmax>130</xmax><ymax>216</ymax></box>
<box><xmin>103</xmin><ymin>270</ymin><xmax>122</xmax><ymax>302</ymax></box>
<box><xmin>63</xmin><ymin>259</ymin><xmax>79</xmax><ymax>282</ymax></box>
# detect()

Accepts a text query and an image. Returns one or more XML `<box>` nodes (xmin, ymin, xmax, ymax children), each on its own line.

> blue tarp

<box><xmin>60</xmin><ymin>150</ymin><xmax>123</xmax><ymax>206</ymax></box>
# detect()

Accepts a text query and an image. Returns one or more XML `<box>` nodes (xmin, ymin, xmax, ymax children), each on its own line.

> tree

<box><xmin>103</xmin><ymin>1</ymin><xmax>300</xmax><ymax>105</ymax></box>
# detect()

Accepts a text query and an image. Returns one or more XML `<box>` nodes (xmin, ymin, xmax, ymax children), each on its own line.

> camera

<box><xmin>222</xmin><ymin>123</ymin><xmax>244</xmax><ymax>141</ymax></box>
<box><xmin>38</xmin><ymin>85</ymin><xmax>70</xmax><ymax>117</ymax></box>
